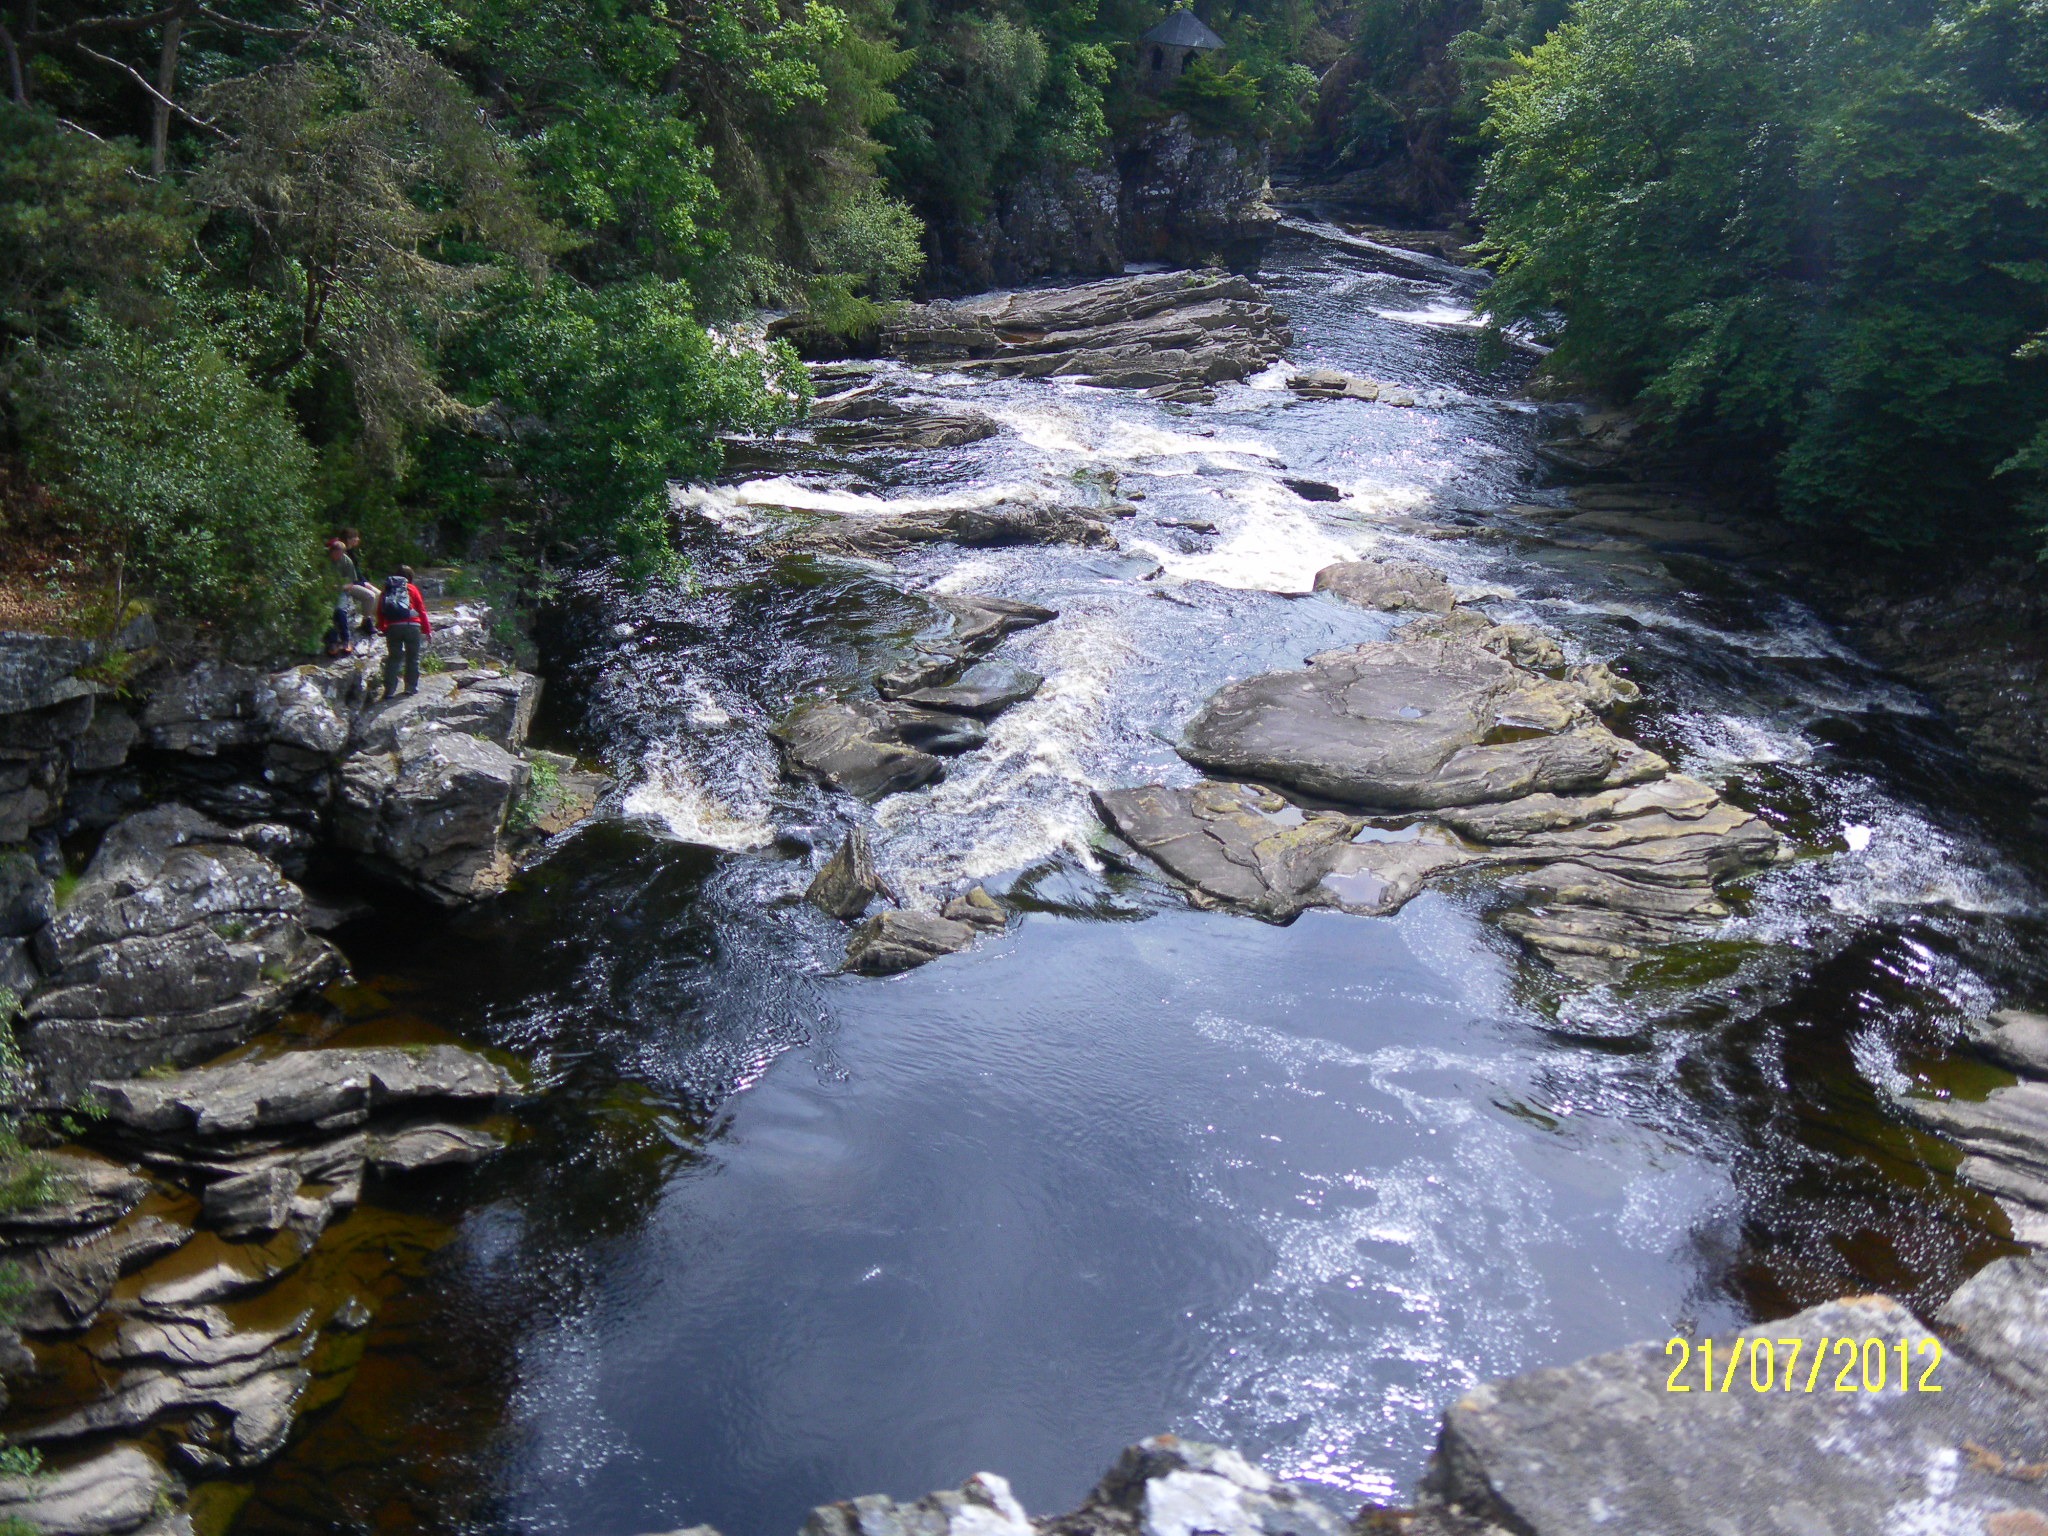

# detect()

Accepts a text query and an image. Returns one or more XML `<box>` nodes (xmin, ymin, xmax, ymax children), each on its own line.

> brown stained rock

<box><xmin>844</xmin><ymin>911</ymin><xmax>976</xmax><ymax>976</ymax></box>
<box><xmin>941</xmin><ymin>887</ymin><xmax>1007</xmax><ymax>931</ymax></box>
<box><xmin>808</xmin><ymin>828</ymin><xmax>894</xmax><ymax>921</ymax></box>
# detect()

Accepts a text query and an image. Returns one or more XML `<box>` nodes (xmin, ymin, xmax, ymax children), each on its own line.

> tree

<box><xmin>1477</xmin><ymin>0</ymin><xmax>2048</xmax><ymax>547</ymax></box>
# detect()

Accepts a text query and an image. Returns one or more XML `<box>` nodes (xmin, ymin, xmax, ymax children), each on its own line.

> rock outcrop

<box><xmin>0</xmin><ymin>1039</ymin><xmax>517</xmax><ymax>1510</ymax></box>
<box><xmin>1908</xmin><ymin>1007</ymin><xmax>2048</xmax><ymax>1242</ymax></box>
<box><xmin>932</xmin><ymin>114</ymin><xmax>1272</xmax><ymax>290</ymax></box>
<box><xmin>1288</xmin><ymin>369</ymin><xmax>1418</xmax><ymax>408</ymax></box>
<box><xmin>1312</xmin><ymin>558</ymin><xmax>1456</xmax><ymax>614</ymax></box>
<box><xmin>20</xmin><ymin>805</ymin><xmax>341</xmax><ymax>1095</ymax></box>
<box><xmin>780</xmin><ymin>498</ymin><xmax>1119</xmax><ymax>559</ymax></box>
<box><xmin>778</xmin><ymin>701</ymin><xmax>948</xmax><ymax>803</ymax></box>
<box><xmin>1388</xmin><ymin>1261</ymin><xmax>2048</xmax><ymax>1536</ymax></box>
<box><xmin>879</xmin><ymin>271</ymin><xmax>1289</xmax><ymax>392</ymax></box>
<box><xmin>1098</xmin><ymin>613</ymin><xmax>1779</xmax><ymax>979</ymax></box>
<box><xmin>1177</xmin><ymin>629</ymin><xmax>1659</xmax><ymax>812</ymax></box>
<box><xmin>809</xmin><ymin>387</ymin><xmax>1000</xmax><ymax>452</ymax></box>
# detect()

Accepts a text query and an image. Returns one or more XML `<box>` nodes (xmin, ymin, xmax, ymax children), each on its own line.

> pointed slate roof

<box><xmin>1140</xmin><ymin>8</ymin><xmax>1225</xmax><ymax>49</ymax></box>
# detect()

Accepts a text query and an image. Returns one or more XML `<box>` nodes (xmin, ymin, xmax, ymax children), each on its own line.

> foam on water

<box><xmin>623</xmin><ymin>744</ymin><xmax>777</xmax><ymax>852</ymax></box>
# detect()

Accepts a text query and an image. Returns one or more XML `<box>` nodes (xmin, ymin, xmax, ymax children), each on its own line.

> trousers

<box><xmin>383</xmin><ymin>623</ymin><xmax>423</xmax><ymax>697</ymax></box>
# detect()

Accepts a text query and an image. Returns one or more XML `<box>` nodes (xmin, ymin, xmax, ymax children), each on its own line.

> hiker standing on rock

<box><xmin>376</xmin><ymin>566</ymin><xmax>432</xmax><ymax>698</ymax></box>
<box><xmin>324</xmin><ymin>538</ymin><xmax>375</xmax><ymax>656</ymax></box>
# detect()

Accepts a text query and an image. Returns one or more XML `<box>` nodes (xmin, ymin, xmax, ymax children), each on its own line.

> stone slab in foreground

<box><xmin>1412</xmin><ymin>1262</ymin><xmax>2048</xmax><ymax>1536</ymax></box>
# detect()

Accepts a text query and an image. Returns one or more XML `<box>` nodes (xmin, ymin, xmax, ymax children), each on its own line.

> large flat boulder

<box><xmin>878</xmin><ymin>271</ymin><xmax>1291</xmax><ymax>391</ymax></box>
<box><xmin>1178</xmin><ymin>632</ymin><xmax>1652</xmax><ymax>811</ymax></box>
<box><xmin>1095</xmin><ymin>783</ymin><xmax>1472</xmax><ymax>920</ymax></box>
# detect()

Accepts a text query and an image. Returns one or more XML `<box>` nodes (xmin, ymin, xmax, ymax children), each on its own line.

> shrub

<box><xmin>22</xmin><ymin>309</ymin><xmax>325</xmax><ymax>649</ymax></box>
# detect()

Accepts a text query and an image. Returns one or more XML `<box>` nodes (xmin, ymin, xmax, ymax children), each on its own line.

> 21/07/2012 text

<box><xmin>1665</xmin><ymin>1334</ymin><xmax>1943</xmax><ymax>1393</ymax></box>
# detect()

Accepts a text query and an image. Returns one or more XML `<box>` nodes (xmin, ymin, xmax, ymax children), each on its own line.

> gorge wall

<box><xmin>930</xmin><ymin>115</ymin><xmax>1276</xmax><ymax>292</ymax></box>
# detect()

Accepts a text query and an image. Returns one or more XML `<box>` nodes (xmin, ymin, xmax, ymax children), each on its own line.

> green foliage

<box><xmin>510</xmin><ymin>752</ymin><xmax>567</xmax><ymax>831</ymax></box>
<box><xmin>435</xmin><ymin>276</ymin><xmax>807</xmax><ymax>583</ymax></box>
<box><xmin>0</xmin><ymin>1445</ymin><xmax>43</xmax><ymax>1482</ymax></box>
<box><xmin>0</xmin><ymin>105</ymin><xmax>190</xmax><ymax>371</ymax></box>
<box><xmin>1477</xmin><ymin>0</ymin><xmax>2048</xmax><ymax>547</ymax></box>
<box><xmin>23</xmin><ymin>310</ymin><xmax>324</xmax><ymax>650</ymax></box>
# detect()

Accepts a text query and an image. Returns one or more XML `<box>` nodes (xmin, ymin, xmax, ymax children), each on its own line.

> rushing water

<box><xmin>229</xmin><ymin>228</ymin><xmax>2044</xmax><ymax>1535</ymax></box>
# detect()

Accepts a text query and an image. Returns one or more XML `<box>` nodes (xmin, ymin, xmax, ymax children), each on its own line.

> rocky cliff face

<box><xmin>936</xmin><ymin>116</ymin><xmax>1276</xmax><ymax>292</ymax></box>
<box><xmin>0</xmin><ymin>591</ymin><xmax>608</xmax><ymax>1531</ymax></box>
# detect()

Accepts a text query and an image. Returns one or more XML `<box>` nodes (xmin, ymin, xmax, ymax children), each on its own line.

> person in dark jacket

<box><xmin>376</xmin><ymin>566</ymin><xmax>432</xmax><ymax>698</ymax></box>
<box><xmin>325</xmin><ymin>538</ymin><xmax>362</xmax><ymax>655</ymax></box>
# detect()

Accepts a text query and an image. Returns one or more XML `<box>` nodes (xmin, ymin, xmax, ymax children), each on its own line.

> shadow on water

<box><xmin>215</xmin><ymin>233</ymin><xmax>2038</xmax><ymax>1535</ymax></box>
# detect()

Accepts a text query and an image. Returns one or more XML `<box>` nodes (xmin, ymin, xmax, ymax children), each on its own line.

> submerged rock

<box><xmin>844</xmin><ymin>911</ymin><xmax>975</xmax><ymax>975</ymax></box>
<box><xmin>878</xmin><ymin>271</ymin><xmax>1290</xmax><ymax>391</ymax></box>
<box><xmin>1312</xmin><ymin>558</ymin><xmax>1457</xmax><ymax>615</ymax></box>
<box><xmin>807</xmin><ymin>828</ymin><xmax>894</xmax><ymax>921</ymax></box>
<box><xmin>778</xmin><ymin>700</ymin><xmax>946</xmax><ymax>802</ymax></box>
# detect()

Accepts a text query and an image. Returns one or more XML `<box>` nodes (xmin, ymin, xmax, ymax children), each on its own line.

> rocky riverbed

<box><xmin>6</xmin><ymin>241</ymin><xmax>2048</xmax><ymax>1536</ymax></box>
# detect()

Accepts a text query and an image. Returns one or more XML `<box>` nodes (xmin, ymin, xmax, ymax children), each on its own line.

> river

<box><xmin>227</xmin><ymin>226</ymin><xmax>2040</xmax><ymax>1535</ymax></box>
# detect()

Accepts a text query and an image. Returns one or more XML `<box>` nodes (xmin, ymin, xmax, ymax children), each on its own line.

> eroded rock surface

<box><xmin>782</xmin><ymin>499</ymin><xmax>1117</xmax><ymax>559</ymax></box>
<box><xmin>808</xmin><ymin>828</ymin><xmax>894</xmax><ymax>920</ymax></box>
<box><xmin>1100</xmin><ymin>616</ymin><xmax>1777</xmax><ymax>978</ymax></box>
<box><xmin>778</xmin><ymin>701</ymin><xmax>946</xmax><ymax>803</ymax></box>
<box><xmin>1404</xmin><ymin>1286</ymin><xmax>2048</xmax><ymax>1536</ymax></box>
<box><xmin>1312</xmin><ymin>558</ymin><xmax>1456</xmax><ymax>615</ymax></box>
<box><xmin>879</xmin><ymin>271</ymin><xmax>1290</xmax><ymax>391</ymax></box>
<box><xmin>1178</xmin><ymin>631</ymin><xmax>1657</xmax><ymax>812</ymax></box>
<box><xmin>808</xmin><ymin>388</ymin><xmax>1000</xmax><ymax>452</ymax></box>
<box><xmin>844</xmin><ymin>911</ymin><xmax>976</xmax><ymax>975</ymax></box>
<box><xmin>21</xmin><ymin>806</ymin><xmax>340</xmax><ymax>1094</ymax></box>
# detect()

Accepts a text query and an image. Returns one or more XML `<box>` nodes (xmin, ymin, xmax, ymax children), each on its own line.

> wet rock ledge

<box><xmin>608</xmin><ymin>1257</ymin><xmax>2048</xmax><ymax>1536</ymax></box>
<box><xmin>0</xmin><ymin>591</ymin><xmax>602</xmax><ymax>1530</ymax></box>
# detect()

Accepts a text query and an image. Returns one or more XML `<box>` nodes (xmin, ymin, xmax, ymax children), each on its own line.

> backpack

<box><xmin>377</xmin><ymin>576</ymin><xmax>416</xmax><ymax>625</ymax></box>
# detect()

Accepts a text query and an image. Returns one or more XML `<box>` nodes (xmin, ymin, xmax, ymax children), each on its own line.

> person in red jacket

<box><xmin>375</xmin><ymin>566</ymin><xmax>432</xmax><ymax>698</ymax></box>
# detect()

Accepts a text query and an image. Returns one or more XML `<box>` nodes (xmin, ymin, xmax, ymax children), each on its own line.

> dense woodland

<box><xmin>0</xmin><ymin>0</ymin><xmax>2043</xmax><ymax>649</ymax></box>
